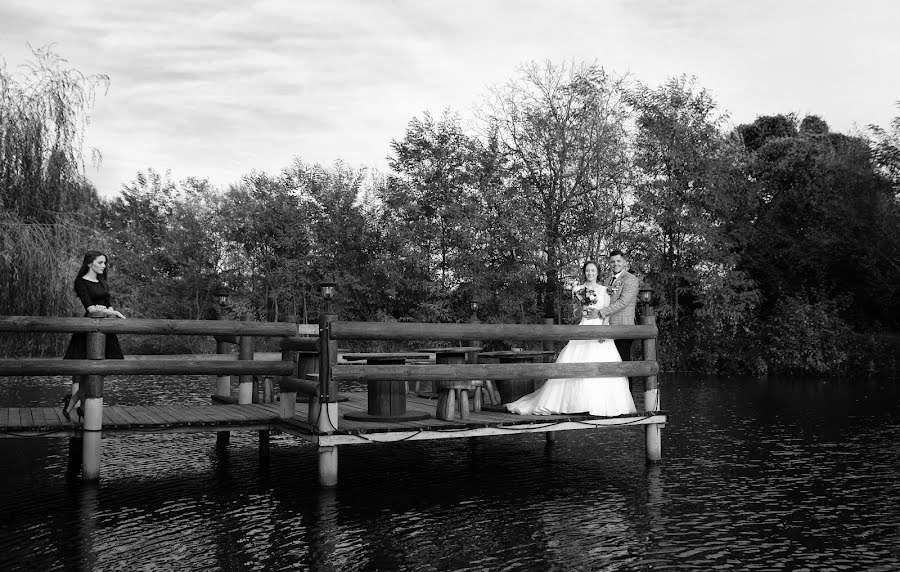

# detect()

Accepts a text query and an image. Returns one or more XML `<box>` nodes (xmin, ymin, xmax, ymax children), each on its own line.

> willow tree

<box><xmin>0</xmin><ymin>45</ymin><xmax>107</xmax><ymax>222</ymax></box>
<box><xmin>0</xmin><ymin>46</ymin><xmax>109</xmax><ymax>354</ymax></box>
<box><xmin>481</xmin><ymin>60</ymin><xmax>631</xmax><ymax>317</ymax></box>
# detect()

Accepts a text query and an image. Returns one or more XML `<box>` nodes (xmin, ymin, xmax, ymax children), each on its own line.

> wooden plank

<box><xmin>0</xmin><ymin>407</ymin><xmax>9</xmax><ymax>427</ymax></box>
<box><xmin>165</xmin><ymin>405</ymin><xmax>201</xmax><ymax>424</ymax></box>
<box><xmin>39</xmin><ymin>406</ymin><xmax>60</xmax><ymax>429</ymax></box>
<box><xmin>0</xmin><ymin>359</ymin><xmax>294</xmax><ymax>377</ymax></box>
<box><xmin>152</xmin><ymin>406</ymin><xmax>186</xmax><ymax>425</ymax></box>
<box><xmin>28</xmin><ymin>407</ymin><xmax>47</xmax><ymax>429</ymax></box>
<box><xmin>331</xmin><ymin>321</ymin><xmax>658</xmax><ymax>341</ymax></box>
<box><xmin>241</xmin><ymin>404</ymin><xmax>279</xmax><ymax>422</ymax></box>
<box><xmin>129</xmin><ymin>405</ymin><xmax>168</xmax><ymax>426</ymax></box>
<box><xmin>21</xmin><ymin>408</ymin><xmax>36</xmax><ymax>429</ymax></box>
<box><xmin>115</xmin><ymin>407</ymin><xmax>143</xmax><ymax>425</ymax></box>
<box><xmin>220</xmin><ymin>405</ymin><xmax>258</xmax><ymax>422</ymax></box>
<box><xmin>8</xmin><ymin>408</ymin><xmax>21</xmax><ymax>429</ymax></box>
<box><xmin>184</xmin><ymin>405</ymin><xmax>222</xmax><ymax>424</ymax></box>
<box><xmin>44</xmin><ymin>405</ymin><xmax>65</xmax><ymax>427</ymax></box>
<box><xmin>333</xmin><ymin>361</ymin><xmax>658</xmax><ymax>382</ymax></box>
<box><xmin>0</xmin><ymin>316</ymin><xmax>297</xmax><ymax>337</ymax></box>
<box><xmin>102</xmin><ymin>406</ymin><xmax>130</xmax><ymax>429</ymax></box>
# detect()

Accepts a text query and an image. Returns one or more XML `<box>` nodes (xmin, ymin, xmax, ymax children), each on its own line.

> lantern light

<box><xmin>320</xmin><ymin>277</ymin><xmax>336</xmax><ymax>300</ymax></box>
<box><xmin>214</xmin><ymin>284</ymin><xmax>230</xmax><ymax>306</ymax></box>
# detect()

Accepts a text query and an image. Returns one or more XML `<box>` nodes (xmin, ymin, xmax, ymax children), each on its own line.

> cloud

<box><xmin>3</xmin><ymin>0</ymin><xmax>899</xmax><ymax>196</ymax></box>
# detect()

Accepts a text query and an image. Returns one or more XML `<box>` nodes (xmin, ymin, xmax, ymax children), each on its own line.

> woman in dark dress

<box><xmin>62</xmin><ymin>251</ymin><xmax>126</xmax><ymax>422</ymax></box>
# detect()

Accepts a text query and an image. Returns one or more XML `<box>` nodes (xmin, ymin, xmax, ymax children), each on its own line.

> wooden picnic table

<box><xmin>342</xmin><ymin>353</ymin><xmax>431</xmax><ymax>422</ymax></box>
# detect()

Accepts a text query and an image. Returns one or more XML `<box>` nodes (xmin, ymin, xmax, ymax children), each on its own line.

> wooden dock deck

<box><xmin>0</xmin><ymin>402</ymin><xmax>283</xmax><ymax>436</ymax></box>
<box><xmin>1</xmin><ymin>393</ymin><xmax>667</xmax><ymax>445</ymax></box>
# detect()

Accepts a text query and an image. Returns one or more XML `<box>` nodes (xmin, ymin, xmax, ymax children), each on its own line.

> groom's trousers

<box><xmin>615</xmin><ymin>338</ymin><xmax>634</xmax><ymax>361</ymax></box>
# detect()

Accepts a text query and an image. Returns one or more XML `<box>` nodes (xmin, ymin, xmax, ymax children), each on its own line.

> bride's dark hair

<box><xmin>582</xmin><ymin>260</ymin><xmax>599</xmax><ymax>275</ymax></box>
<box><xmin>74</xmin><ymin>250</ymin><xmax>109</xmax><ymax>289</ymax></box>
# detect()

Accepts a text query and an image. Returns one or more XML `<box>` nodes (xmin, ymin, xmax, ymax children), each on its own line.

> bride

<box><xmin>506</xmin><ymin>260</ymin><xmax>637</xmax><ymax>417</ymax></box>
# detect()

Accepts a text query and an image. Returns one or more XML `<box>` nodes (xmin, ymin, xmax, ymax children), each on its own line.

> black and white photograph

<box><xmin>1</xmin><ymin>1</ymin><xmax>898</xmax><ymax>570</ymax></box>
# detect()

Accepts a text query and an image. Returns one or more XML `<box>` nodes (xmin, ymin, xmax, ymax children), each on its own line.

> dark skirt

<box><xmin>63</xmin><ymin>332</ymin><xmax>125</xmax><ymax>360</ymax></box>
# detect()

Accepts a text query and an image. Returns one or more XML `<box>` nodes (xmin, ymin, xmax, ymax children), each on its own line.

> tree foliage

<box><xmin>2</xmin><ymin>50</ymin><xmax>896</xmax><ymax>374</ymax></box>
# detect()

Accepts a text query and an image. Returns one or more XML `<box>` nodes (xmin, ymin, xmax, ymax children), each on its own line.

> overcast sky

<box><xmin>2</xmin><ymin>0</ymin><xmax>898</xmax><ymax>197</ymax></box>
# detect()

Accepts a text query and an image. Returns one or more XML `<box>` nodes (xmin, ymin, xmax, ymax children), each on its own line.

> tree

<box><xmin>739</xmin><ymin>115</ymin><xmax>899</xmax><ymax>329</ymax></box>
<box><xmin>629</xmin><ymin>75</ymin><xmax>757</xmax><ymax>369</ymax></box>
<box><xmin>0</xmin><ymin>45</ymin><xmax>107</xmax><ymax>223</ymax></box>
<box><xmin>481</xmin><ymin>60</ymin><xmax>631</xmax><ymax>317</ymax></box>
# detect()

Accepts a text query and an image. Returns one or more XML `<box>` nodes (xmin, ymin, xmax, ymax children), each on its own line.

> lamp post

<box><xmin>214</xmin><ymin>282</ymin><xmax>232</xmax><ymax>447</ymax></box>
<box><xmin>316</xmin><ymin>276</ymin><xmax>339</xmax><ymax>485</ymax></box>
<box><xmin>469</xmin><ymin>301</ymin><xmax>480</xmax><ymax>324</ymax></box>
<box><xmin>320</xmin><ymin>278</ymin><xmax>336</xmax><ymax>315</ymax></box>
<box><xmin>215</xmin><ymin>284</ymin><xmax>230</xmax><ymax>308</ymax></box>
<box><xmin>638</xmin><ymin>283</ymin><xmax>653</xmax><ymax>318</ymax></box>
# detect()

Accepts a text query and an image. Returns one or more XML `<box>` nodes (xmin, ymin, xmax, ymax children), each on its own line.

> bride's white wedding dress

<box><xmin>506</xmin><ymin>284</ymin><xmax>638</xmax><ymax>417</ymax></box>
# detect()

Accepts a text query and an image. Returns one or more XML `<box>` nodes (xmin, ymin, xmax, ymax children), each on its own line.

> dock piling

<box><xmin>641</xmin><ymin>310</ymin><xmax>661</xmax><ymax>463</ymax></box>
<box><xmin>82</xmin><ymin>327</ymin><xmax>106</xmax><ymax>481</ymax></box>
<box><xmin>237</xmin><ymin>317</ymin><xmax>254</xmax><ymax>404</ymax></box>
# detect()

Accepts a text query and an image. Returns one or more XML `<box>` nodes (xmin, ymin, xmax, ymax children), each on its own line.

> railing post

<box><xmin>316</xmin><ymin>281</ymin><xmax>339</xmax><ymax>487</ymax></box>
<box><xmin>641</xmin><ymin>308</ymin><xmax>661</xmax><ymax>463</ymax></box>
<box><xmin>316</xmin><ymin>305</ymin><xmax>338</xmax><ymax>434</ymax></box>
<box><xmin>215</xmin><ymin>309</ymin><xmax>231</xmax><ymax>399</ymax></box>
<box><xmin>238</xmin><ymin>315</ymin><xmax>254</xmax><ymax>404</ymax></box>
<box><xmin>215</xmin><ymin>315</ymin><xmax>232</xmax><ymax>447</ymax></box>
<box><xmin>82</xmin><ymin>315</ymin><xmax>106</xmax><ymax>481</ymax></box>
<box><xmin>279</xmin><ymin>349</ymin><xmax>298</xmax><ymax>419</ymax></box>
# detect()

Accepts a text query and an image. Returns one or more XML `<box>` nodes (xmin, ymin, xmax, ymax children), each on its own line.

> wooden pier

<box><xmin>0</xmin><ymin>394</ymin><xmax>664</xmax><ymax>441</ymax></box>
<box><xmin>0</xmin><ymin>306</ymin><xmax>666</xmax><ymax>486</ymax></box>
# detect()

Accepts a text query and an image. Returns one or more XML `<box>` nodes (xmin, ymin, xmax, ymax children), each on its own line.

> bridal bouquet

<box><xmin>573</xmin><ymin>286</ymin><xmax>598</xmax><ymax>318</ymax></box>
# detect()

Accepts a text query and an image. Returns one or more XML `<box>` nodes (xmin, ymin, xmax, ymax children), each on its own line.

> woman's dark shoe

<box><xmin>61</xmin><ymin>394</ymin><xmax>72</xmax><ymax>422</ymax></box>
<box><xmin>76</xmin><ymin>406</ymin><xmax>84</xmax><ymax>423</ymax></box>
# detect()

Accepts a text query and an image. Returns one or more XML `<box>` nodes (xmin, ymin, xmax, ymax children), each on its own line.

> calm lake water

<box><xmin>1</xmin><ymin>373</ymin><xmax>898</xmax><ymax>571</ymax></box>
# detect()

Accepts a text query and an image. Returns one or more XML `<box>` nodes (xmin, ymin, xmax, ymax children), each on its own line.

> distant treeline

<box><xmin>2</xmin><ymin>49</ymin><xmax>898</xmax><ymax>375</ymax></box>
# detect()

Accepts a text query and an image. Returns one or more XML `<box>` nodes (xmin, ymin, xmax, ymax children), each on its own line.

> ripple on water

<box><xmin>1</xmin><ymin>374</ymin><xmax>899</xmax><ymax>571</ymax></box>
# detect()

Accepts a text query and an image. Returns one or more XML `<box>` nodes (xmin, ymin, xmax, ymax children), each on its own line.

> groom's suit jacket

<box><xmin>602</xmin><ymin>271</ymin><xmax>639</xmax><ymax>326</ymax></box>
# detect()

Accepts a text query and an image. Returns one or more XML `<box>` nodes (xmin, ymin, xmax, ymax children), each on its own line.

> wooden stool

<box><xmin>435</xmin><ymin>380</ymin><xmax>473</xmax><ymax>421</ymax></box>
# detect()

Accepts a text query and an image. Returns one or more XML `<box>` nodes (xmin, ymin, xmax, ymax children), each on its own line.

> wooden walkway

<box><xmin>0</xmin><ymin>403</ymin><xmax>284</xmax><ymax>436</ymax></box>
<box><xmin>1</xmin><ymin>393</ymin><xmax>667</xmax><ymax>445</ymax></box>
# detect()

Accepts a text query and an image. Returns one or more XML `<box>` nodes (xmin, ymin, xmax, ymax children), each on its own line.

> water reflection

<box><xmin>0</xmin><ymin>374</ymin><xmax>898</xmax><ymax>571</ymax></box>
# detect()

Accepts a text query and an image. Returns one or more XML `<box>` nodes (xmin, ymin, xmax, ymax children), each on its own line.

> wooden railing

<box><xmin>0</xmin><ymin>314</ymin><xmax>314</xmax><ymax>480</ymax></box>
<box><xmin>313</xmin><ymin>313</ymin><xmax>662</xmax><ymax>462</ymax></box>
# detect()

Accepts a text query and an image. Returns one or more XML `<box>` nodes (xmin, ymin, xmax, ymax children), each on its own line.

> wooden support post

<box><xmin>315</xmin><ymin>302</ymin><xmax>338</xmax><ymax>433</ymax></box>
<box><xmin>316</xmin><ymin>286</ymin><xmax>339</xmax><ymax>486</ymax></box>
<box><xmin>68</xmin><ymin>376</ymin><xmax>82</xmax><ymax>477</ymax></box>
<box><xmin>263</xmin><ymin>376</ymin><xmax>273</xmax><ymax>403</ymax></box>
<box><xmin>215</xmin><ymin>335</ymin><xmax>231</xmax><ymax>447</ymax></box>
<box><xmin>318</xmin><ymin>446</ymin><xmax>338</xmax><ymax>487</ymax></box>
<box><xmin>238</xmin><ymin>316</ymin><xmax>254</xmax><ymax>405</ymax></box>
<box><xmin>82</xmin><ymin>328</ymin><xmax>105</xmax><ymax>482</ymax></box>
<box><xmin>546</xmin><ymin>432</ymin><xmax>556</xmax><ymax>445</ymax></box>
<box><xmin>214</xmin><ymin>312</ymin><xmax>231</xmax><ymax>398</ymax></box>
<box><xmin>279</xmin><ymin>349</ymin><xmax>298</xmax><ymax>419</ymax></box>
<box><xmin>641</xmin><ymin>311</ymin><xmax>661</xmax><ymax>463</ymax></box>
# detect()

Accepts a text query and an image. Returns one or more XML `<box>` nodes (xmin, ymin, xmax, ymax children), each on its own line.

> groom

<box><xmin>598</xmin><ymin>250</ymin><xmax>639</xmax><ymax>361</ymax></box>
